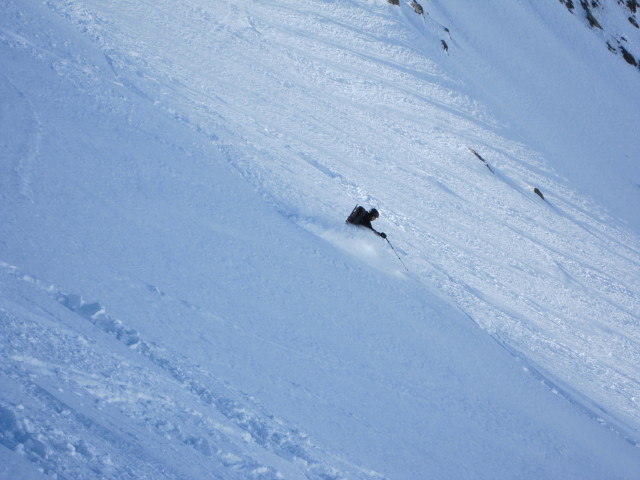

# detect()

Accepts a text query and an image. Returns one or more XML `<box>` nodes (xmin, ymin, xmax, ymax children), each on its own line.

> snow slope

<box><xmin>1</xmin><ymin>0</ymin><xmax>639</xmax><ymax>478</ymax></box>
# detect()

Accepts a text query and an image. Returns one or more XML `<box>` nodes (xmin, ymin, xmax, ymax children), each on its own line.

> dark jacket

<box><xmin>356</xmin><ymin>213</ymin><xmax>385</xmax><ymax>238</ymax></box>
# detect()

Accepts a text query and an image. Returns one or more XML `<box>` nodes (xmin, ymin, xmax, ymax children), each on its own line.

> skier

<box><xmin>346</xmin><ymin>206</ymin><xmax>387</xmax><ymax>239</ymax></box>
<box><xmin>346</xmin><ymin>205</ymin><xmax>408</xmax><ymax>271</ymax></box>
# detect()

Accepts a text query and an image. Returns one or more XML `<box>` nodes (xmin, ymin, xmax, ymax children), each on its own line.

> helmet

<box><xmin>369</xmin><ymin>208</ymin><xmax>379</xmax><ymax>219</ymax></box>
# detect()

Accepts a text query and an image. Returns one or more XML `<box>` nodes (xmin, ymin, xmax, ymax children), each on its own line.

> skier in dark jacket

<box><xmin>347</xmin><ymin>207</ymin><xmax>387</xmax><ymax>238</ymax></box>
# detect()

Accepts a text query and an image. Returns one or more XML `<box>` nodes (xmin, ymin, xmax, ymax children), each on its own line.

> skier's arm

<box><xmin>369</xmin><ymin>225</ymin><xmax>386</xmax><ymax>238</ymax></box>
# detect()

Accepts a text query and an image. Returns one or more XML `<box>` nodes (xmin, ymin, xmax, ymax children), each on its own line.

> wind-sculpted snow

<box><xmin>1</xmin><ymin>0</ymin><xmax>640</xmax><ymax>478</ymax></box>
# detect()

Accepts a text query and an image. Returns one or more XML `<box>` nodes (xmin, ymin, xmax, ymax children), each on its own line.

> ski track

<box><xmin>0</xmin><ymin>71</ymin><xmax>40</xmax><ymax>203</ymax></box>
<box><xmin>0</xmin><ymin>262</ymin><xmax>384</xmax><ymax>480</ymax></box>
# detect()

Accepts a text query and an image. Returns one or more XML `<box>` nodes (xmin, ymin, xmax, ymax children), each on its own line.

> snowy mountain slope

<box><xmin>42</xmin><ymin>0</ymin><xmax>640</xmax><ymax>435</ymax></box>
<box><xmin>1</xmin><ymin>0</ymin><xmax>640</xmax><ymax>478</ymax></box>
<box><xmin>433</xmin><ymin>0</ymin><xmax>640</xmax><ymax>229</ymax></box>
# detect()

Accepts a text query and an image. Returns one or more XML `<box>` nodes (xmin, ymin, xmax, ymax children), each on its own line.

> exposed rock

<box><xmin>410</xmin><ymin>1</ymin><xmax>424</xmax><ymax>15</ymax></box>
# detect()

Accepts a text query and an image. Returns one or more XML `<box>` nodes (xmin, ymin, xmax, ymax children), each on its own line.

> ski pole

<box><xmin>386</xmin><ymin>238</ymin><xmax>409</xmax><ymax>272</ymax></box>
